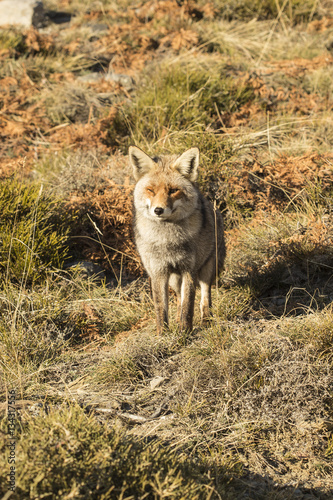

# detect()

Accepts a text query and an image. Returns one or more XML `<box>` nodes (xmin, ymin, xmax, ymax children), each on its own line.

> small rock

<box><xmin>90</xmin><ymin>23</ymin><xmax>109</xmax><ymax>33</ymax></box>
<box><xmin>0</xmin><ymin>0</ymin><xmax>45</xmax><ymax>28</ymax></box>
<box><xmin>105</xmin><ymin>72</ymin><xmax>134</xmax><ymax>89</ymax></box>
<box><xmin>77</xmin><ymin>72</ymin><xmax>135</xmax><ymax>90</ymax></box>
<box><xmin>150</xmin><ymin>376</ymin><xmax>166</xmax><ymax>390</ymax></box>
<box><xmin>77</xmin><ymin>73</ymin><xmax>102</xmax><ymax>84</ymax></box>
<box><xmin>28</xmin><ymin>402</ymin><xmax>45</xmax><ymax>416</ymax></box>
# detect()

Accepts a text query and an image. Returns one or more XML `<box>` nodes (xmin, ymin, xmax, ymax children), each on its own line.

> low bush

<box><xmin>0</xmin><ymin>179</ymin><xmax>74</xmax><ymax>284</ymax></box>
<box><xmin>0</xmin><ymin>405</ymin><xmax>211</xmax><ymax>499</ymax></box>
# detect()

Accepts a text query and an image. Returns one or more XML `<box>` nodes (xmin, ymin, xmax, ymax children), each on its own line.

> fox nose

<box><xmin>154</xmin><ymin>207</ymin><xmax>164</xmax><ymax>216</ymax></box>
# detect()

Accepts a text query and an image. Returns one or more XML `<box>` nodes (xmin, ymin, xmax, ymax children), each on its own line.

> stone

<box><xmin>150</xmin><ymin>376</ymin><xmax>166</xmax><ymax>390</ymax></box>
<box><xmin>0</xmin><ymin>0</ymin><xmax>45</xmax><ymax>28</ymax></box>
<box><xmin>89</xmin><ymin>23</ymin><xmax>109</xmax><ymax>33</ymax></box>
<box><xmin>77</xmin><ymin>72</ymin><xmax>135</xmax><ymax>90</ymax></box>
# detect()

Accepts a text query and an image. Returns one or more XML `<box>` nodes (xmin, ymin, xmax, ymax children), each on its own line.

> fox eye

<box><xmin>146</xmin><ymin>188</ymin><xmax>155</xmax><ymax>194</ymax></box>
<box><xmin>169</xmin><ymin>188</ymin><xmax>179</xmax><ymax>195</ymax></box>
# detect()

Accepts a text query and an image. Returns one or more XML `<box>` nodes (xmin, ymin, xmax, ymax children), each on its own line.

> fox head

<box><xmin>129</xmin><ymin>146</ymin><xmax>200</xmax><ymax>222</ymax></box>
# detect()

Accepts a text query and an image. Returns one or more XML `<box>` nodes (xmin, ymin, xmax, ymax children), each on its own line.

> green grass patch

<box><xmin>0</xmin><ymin>179</ymin><xmax>74</xmax><ymax>284</ymax></box>
<box><xmin>109</xmin><ymin>58</ymin><xmax>255</xmax><ymax>150</ymax></box>
<box><xmin>0</xmin><ymin>405</ymin><xmax>212</xmax><ymax>499</ymax></box>
<box><xmin>208</xmin><ymin>0</ymin><xmax>327</xmax><ymax>23</ymax></box>
<box><xmin>0</xmin><ymin>29</ymin><xmax>25</xmax><ymax>52</ymax></box>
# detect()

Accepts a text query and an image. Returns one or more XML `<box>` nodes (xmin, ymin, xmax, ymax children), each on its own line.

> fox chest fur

<box><xmin>134</xmin><ymin>185</ymin><xmax>218</xmax><ymax>276</ymax></box>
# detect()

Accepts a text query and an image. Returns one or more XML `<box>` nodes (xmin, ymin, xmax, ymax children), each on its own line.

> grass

<box><xmin>1</xmin><ymin>0</ymin><xmax>333</xmax><ymax>498</ymax></box>
<box><xmin>206</xmin><ymin>0</ymin><xmax>330</xmax><ymax>23</ymax></box>
<box><xmin>224</xmin><ymin>202</ymin><xmax>333</xmax><ymax>305</ymax></box>
<box><xmin>0</xmin><ymin>405</ymin><xmax>213</xmax><ymax>499</ymax></box>
<box><xmin>0</xmin><ymin>274</ymin><xmax>151</xmax><ymax>395</ymax></box>
<box><xmin>37</xmin><ymin>83</ymin><xmax>105</xmax><ymax>126</ymax></box>
<box><xmin>0</xmin><ymin>30</ymin><xmax>25</xmax><ymax>53</ymax></box>
<box><xmin>0</xmin><ymin>178</ymin><xmax>74</xmax><ymax>284</ymax></box>
<box><xmin>0</xmin><ymin>53</ymin><xmax>92</xmax><ymax>82</ymax></box>
<box><xmin>109</xmin><ymin>56</ymin><xmax>255</xmax><ymax>150</ymax></box>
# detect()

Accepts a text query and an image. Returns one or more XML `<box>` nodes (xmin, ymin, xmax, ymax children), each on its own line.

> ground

<box><xmin>0</xmin><ymin>1</ymin><xmax>333</xmax><ymax>499</ymax></box>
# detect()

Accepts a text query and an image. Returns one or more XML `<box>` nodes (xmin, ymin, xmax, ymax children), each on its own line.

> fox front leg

<box><xmin>180</xmin><ymin>272</ymin><xmax>196</xmax><ymax>332</ymax></box>
<box><xmin>151</xmin><ymin>274</ymin><xmax>169</xmax><ymax>335</ymax></box>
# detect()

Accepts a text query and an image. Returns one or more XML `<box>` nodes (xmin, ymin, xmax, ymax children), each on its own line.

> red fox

<box><xmin>129</xmin><ymin>146</ymin><xmax>226</xmax><ymax>334</ymax></box>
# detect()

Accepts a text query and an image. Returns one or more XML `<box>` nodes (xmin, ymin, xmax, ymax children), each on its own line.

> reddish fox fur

<box><xmin>129</xmin><ymin>146</ymin><xmax>226</xmax><ymax>334</ymax></box>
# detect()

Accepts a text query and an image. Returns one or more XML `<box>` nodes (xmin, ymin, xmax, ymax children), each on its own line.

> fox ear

<box><xmin>129</xmin><ymin>146</ymin><xmax>155</xmax><ymax>181</ymax></box>
<box><xmin>173</xmin><ymin>147</ymin><xmax>199</xmax><ymax>181</ymax></box>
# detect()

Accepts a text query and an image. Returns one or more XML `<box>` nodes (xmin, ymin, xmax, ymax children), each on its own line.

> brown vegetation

<box><xmin>0</xmin><ymin>0</ymin><xmax>333</xmax><ymax>498</ymax></box>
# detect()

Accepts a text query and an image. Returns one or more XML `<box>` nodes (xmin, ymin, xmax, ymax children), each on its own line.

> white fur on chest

<box><xmin>135</xmin><ymin>209</ymin><xmax>201</xmax><ymax>247</ymax></box>
<box><xmin>134</xmin><ymin>210</ymin><xmax>202</xmax><ymax>273</ymax></box>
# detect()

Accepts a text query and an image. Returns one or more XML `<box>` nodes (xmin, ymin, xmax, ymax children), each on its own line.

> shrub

<box><xmin>0</xmin><ymin>179</ymin><xmax>73</xmax><ymax>284</ymax></box>
<box><xmin>0</xmin><ymin>405</ymin><xmax>211</xmax><ymax>499</ymax></box>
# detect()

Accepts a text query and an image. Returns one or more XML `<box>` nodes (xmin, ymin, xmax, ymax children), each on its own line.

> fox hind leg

<box><xmin>199</xmin><ymin>257</ymin><xmax>215</xmax><ymax>324</ymax></box>
<box><xmin>169</xmin><ymin>273</ymin><xmax>182</xmax><ymax>325</ymax></box>
<box><xmin>199</xmin><ymin>281</ymin><xmax>212</xmax><ymax>324</ymax></box>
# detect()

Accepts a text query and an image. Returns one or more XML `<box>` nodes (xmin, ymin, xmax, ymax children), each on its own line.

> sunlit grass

<box><xmin>1</xmin><ymin>0</ymin><xmax>333</xmax><ymax>497</ymax></box>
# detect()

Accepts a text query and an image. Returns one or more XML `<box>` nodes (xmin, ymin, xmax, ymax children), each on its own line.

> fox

<box><xmin>129</xmin><ymin>145</ymin><xmax>226</xmax><ymax>335</ymax></box>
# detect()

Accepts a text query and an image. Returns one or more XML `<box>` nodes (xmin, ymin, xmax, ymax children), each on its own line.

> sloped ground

<box><xmin>1</xmin><ymin>1</ymin><xmax>333</xmax><ymax>498</ymax></box>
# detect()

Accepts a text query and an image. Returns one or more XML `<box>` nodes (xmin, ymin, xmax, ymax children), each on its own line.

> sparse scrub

<box><xmin>278</xmin><ymin>306</ymin><xmax>333</xmax><ymax>353</ymax></box>
<box><xmin>1</xmin><ymin>0</ymin><xmax>333</xmax><ymax>497</ymax></box>
<box><xmin>212</xmin><ymin>286</ymin><xmax>254</xmax><ymax>320</ymax></box>
<box><xmin>26</xmin><ymin>54</ymin><xmax>92</xmax><ymax>81</ymax></box>
<box><xmin>0</xmin><ymin>53</ymin><xmax>90</xmax><ymax>81</ymax></box>
<box><xmin>199</xmin><ymin>18</ymin><xmax>331</xmax><ymax>62</ymax></box>
<box><xmin>36</xmin><ymin>149</ymin><xmax>133</xmax><ymax>195</ymax></box>
<box><xmin>225</xmin><ymin>206</ymin><xmax>333</xmax><ymax>299</ymax></box>
<box><xmin>0</xmin><ymin>275</ymin><xmax>151</xmax><ymax>394</ymax></box>
<box><xmin>0</xmin><ymin>405</ymin><xmax>212</xmax><ymax>499</ymax></box>
<box><xmin>94</xmin><ymin>330</ymin><xmax>182</xmax><ymax>386</ymax></box>
<box><xmin>0</xmin><ymin>29</ymin><xmax>25</xmax><ymax>53</ymax></box>
<box><xmin>37</xmin><ymin>83</ymin><xmax>105</xmax><ymax>126</ymax></box>
<box><xmin>0</xmin><ymin>179</ymin><xmax>73</xmax><ymax>284</ymax></box>
<box><xmin>109</xmin><ymin>58</ymin><xmax>254</xmax><ymax>149</ymax></box>
<box><xmin>0</xmin><ymin>28</ymin><xmax>56</xmax><ymax>59</ymax></box>
<box><xmin>207</xmin><ymin>0</ymin><xmax>330</xmax><ymax>23</ymax></box>
<box><xmin>163</xmin><ymin>320</ymin><xmax>333</xmax><ymax>491</ymax></box>
<box><xmin>302</xmin><ymin>65</ymin><xmax>333</xmax><ymax>99</ymax></box>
